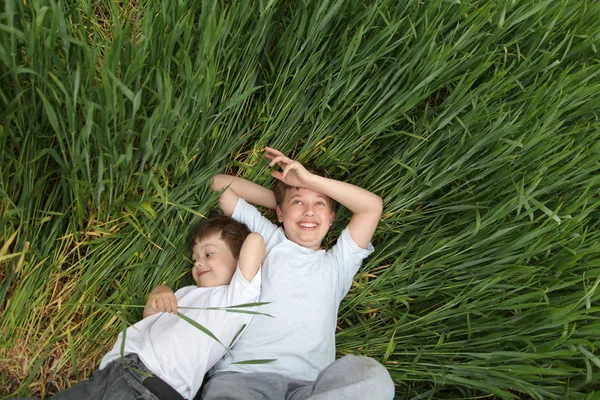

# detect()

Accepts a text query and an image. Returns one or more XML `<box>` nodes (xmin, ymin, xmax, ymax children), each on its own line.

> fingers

<box><xmin>281</xmin><ymin>161</ymin><xmax>299</xmax><ymax>179</ymax></box>
<box><xmin>271</xmin><ymin>170</ymin><xmax>283</xmax><ymax>181</ymax></box>
<box><xmin>271</xmin><ymin>163</ymin><xmax>299</xmax><ymax>181</ymax></box>
<box><xmin>268</xmin><ymin>155</ymin><xmax>291</xmax><ymax>168</ymax></box>
<box><xmin>265</xmin><ymin>148</ymin><xmax>291</xmax><ymax>167</ymax></box>
<box><xmin>168</xmin><ymin>294</ymin><xmax>178</xmax><ymax>315</ymax></box>
<box><xmin>264</xmin><ymin>147</ymin><xmax>284</xmax><ymax>158</ymax></box>
<box><xmin>265</xmin><ymin>148</ymin><xmax>307</xmax><ymax>185</ymax></box>
<box><xmin>151</xmin><ymin>294</ymin><xmax>178</xmax><ymax>314</ymax></box>
<box><xmin>155</xmin><ymin>296</ymin><xmax>167</xmax><ymax>313</ymax></box>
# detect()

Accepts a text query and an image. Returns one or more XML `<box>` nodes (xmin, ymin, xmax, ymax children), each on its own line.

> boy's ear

<box><xmin>329</xmin><ymin>210</ymin><xmax>335</xmax><ymax>226</ymax></box>
<box><xmin>276</xmin><ymin>205</ymin><xmax>283</xmax><ymax>222</ymax></box>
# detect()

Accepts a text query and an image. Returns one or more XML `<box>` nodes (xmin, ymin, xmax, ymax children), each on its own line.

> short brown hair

<box><xmin>188</xmin><ymin>215</ymin><xmax>251</xmax><ymax>259</ymax></box>
<box><xmin>272</xmin><ymin>165</ymin><xmax>337</xmax><ymax>210</ymax></box>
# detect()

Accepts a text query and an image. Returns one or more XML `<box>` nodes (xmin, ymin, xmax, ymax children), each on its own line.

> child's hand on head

<box><xmin>265</xmin><ymin>147</ymin><xmax>313</xmax><ymax>188</ymax></box>
<box><xmin>147</xmin><ymin>285</ymin><xmax>178</xmax><ymax>315</ymax></box>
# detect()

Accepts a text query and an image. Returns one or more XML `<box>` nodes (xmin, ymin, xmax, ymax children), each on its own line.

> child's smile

<box><xmin>298</xmin><ymin>219</ymin><xmax>318</xmax><ymax>228</ymax></box>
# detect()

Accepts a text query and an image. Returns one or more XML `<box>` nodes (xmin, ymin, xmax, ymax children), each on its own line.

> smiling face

<box><xmin>276</xmin><ymin>187</ymin><xmax>335</xmax><ymax>250</ymax></box>
<box><xmin>191</xmin><ymin>233</ymin><xmax>238</xmax><ymax>287</ymax></box>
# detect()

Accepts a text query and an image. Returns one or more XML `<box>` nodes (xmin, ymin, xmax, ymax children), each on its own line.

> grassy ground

<box><xmin>1</xmin><ymin>0</ymin><xmax>599</xmax><ymax>398</ymax></box>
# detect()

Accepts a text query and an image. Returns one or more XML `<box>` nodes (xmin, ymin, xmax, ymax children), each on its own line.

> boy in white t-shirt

<box><xmin>48</xmin><ymin>216</ymin><xmax>264</xmax><ymax>400</ymax></box>
<box><xmin>196</xmin><ymin>147</ymin><xmax>395</xmax><ymax>399</ymax></box>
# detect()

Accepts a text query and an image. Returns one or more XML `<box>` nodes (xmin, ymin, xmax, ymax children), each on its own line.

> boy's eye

<box><xmin>206</xmin><ymin>252</ymin><xmax>213</xmax><ymax>257</ymax></box>
<box><xmin>316</xmin><ymin>201</ymin><xmax>325</xmax><ymax>206</ymax></box>
<box><xmin>293</xmin><ymin>200</ymin><xmax>302</xmax><ymax>205</ymax></box>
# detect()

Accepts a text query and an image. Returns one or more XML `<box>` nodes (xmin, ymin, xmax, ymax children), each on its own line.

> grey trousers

<box><xmin>201</xmin><ymin>355</ymin><xmax>395</xmax><ymax>400</ymax></box>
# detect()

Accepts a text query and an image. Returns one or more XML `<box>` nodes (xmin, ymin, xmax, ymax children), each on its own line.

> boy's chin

<box><xmin>286</xmin><ymin>231</ymin><xmax>327</xmax><ymax>249</ymax></box>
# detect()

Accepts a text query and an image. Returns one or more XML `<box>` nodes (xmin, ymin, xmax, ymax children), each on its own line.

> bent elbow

<box><xmin>211</xmin><ymin>174</ymin><xmax>228</xmax><ymax>191</ymax></box>
<box><xmin>373</xmin><ymin>195</ymin><xmax>384</xmax><ymax>216</ymax></box>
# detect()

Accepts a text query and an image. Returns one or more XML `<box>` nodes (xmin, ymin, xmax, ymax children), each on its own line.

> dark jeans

<box><xmin>12</xmin><ymin>355</ymin><xmax>184</xmax><ymax>400</ymax></box>
<box><xmin>49</xmin><ymin>354</ymin><xmax>159</xmax><ymax>400</ymax></box>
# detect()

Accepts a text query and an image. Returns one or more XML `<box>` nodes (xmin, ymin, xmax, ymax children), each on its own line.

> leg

<box><xmin>49</xmin><ymin>356</ymin><xmax>157</xmax><ymax>400</ymax></box>
<box><xmin>201</xmin><ymin>372</ymin><xmax>288</xmax><ymax>400</ymax></box>
<box><xmin>289</xmin><ymin>355</ymin><xmax>395</xmax><ymax>400</ymax></box>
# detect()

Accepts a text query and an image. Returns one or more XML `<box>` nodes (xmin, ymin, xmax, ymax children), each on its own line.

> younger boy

<box><xmin>50</xmin><ymin>216</ymin><xmax>264</xmax><ymax>400</ymax></box>
<box><xmin>199</xmin><ymin>147</ymin><xmax>395</xmax><ymax>399</ymax></box>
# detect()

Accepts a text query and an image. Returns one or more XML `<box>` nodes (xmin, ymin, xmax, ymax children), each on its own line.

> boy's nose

<box><xmin>303</xmin><ymin>206</ymin><xmax>314</xmax><ymax>216</ymax></box>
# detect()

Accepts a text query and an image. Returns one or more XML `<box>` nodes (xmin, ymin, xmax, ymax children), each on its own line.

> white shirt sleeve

<box><xmin>226</xmin><ymin>265</ymin><xmax>261</xmax><ymax>301</ymax></box>
<box><xmin>231</xmin><ymin>197</ymin><xmax>281</xmax><ymax>248</ymax></box>
<box><xmin>327</xmin><ymin>226</ymin><xmax>375</xmax><ymax>303</ymax></box>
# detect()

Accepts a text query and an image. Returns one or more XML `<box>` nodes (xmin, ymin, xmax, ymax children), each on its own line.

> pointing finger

<box><xmin>264</xmin><ymin>147</ymin><xmax>284</xmax><ymax>157</ymax></box>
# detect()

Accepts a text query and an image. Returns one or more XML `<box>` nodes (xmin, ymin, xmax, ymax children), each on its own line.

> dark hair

<box><xmin>272</xmin><ymin>165</ymin><xmax>337</xmax><ymax>210</ymax></box>
<box><xmin>188</xmin><ymin>215</ymin><xmax>251</xmax><ymax>259</ymax></box>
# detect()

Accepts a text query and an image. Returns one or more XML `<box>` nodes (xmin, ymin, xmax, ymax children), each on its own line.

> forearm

<box><xmin>305</xmin><ymin>174</ymin><xmax>383</xmax><ymax>216</ymax></box>
<box><xmin>212</xmin><ymin>174</ymin><xmax>277</xmax><ymax>210</ymax></box>
<box><xmin>307</xmin><ymin>175</ymin><xmax>382</xmax><ymax>248</ymax></box>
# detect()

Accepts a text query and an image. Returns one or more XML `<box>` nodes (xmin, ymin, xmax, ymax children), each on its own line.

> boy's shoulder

<box><xmin>233</xmin><ymin>198</ymin><xmax>280</xmax><ymax>230</ymax></box>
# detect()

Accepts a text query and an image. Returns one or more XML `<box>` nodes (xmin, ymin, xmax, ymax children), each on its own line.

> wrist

<box><xmin>304</xmin><ymin>173</ymin><xmax>328</xmax><ymax>191</ymax></box>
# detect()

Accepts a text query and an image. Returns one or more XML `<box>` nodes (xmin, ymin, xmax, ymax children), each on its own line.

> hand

<box><xmin>146</xmin><ymin>285</ymin><xmax>178</xmax><ymax>315</ymax></box>
<box><xmin>264</xmin><ymin>147</ymin><xmax>312</xmax><ymax>188</ymax></box>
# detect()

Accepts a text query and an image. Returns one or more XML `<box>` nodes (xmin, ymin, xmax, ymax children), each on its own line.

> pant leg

<box><xmin>200</xmin><ymin>371</ymin><xmax>288</xmax><ymax>400</ymax></box>
<box><xmin>288</xmin><ymin>355</ymin><xmax>395</xmax><ymax>400</ymax></box>
<box><xmin>49</xmin><ymin>355</ymin><xmax>158</xmax><ymax>400</ymax></box>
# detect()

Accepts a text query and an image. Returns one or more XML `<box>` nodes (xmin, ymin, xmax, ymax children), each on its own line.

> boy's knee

<box><xmin>341</xmin><ymin>355</ymin><xmax>395</xmax><ymax>394</ymax></box>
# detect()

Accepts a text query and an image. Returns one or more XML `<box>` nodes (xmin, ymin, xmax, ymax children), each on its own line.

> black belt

<box><xmin>142</xmin><ymin>375</ymin><xmax>185</xmax><ymax>400</ymax></box>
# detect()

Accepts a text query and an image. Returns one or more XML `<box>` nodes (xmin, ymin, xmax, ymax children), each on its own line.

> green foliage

<box><xmin>1</xmin><ymin>0</ymin><xmax>599</xmax><ymax>398</ymax></box>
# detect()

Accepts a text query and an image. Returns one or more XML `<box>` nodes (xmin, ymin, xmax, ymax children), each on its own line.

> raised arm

<box><xmin>238</xmin><ymin>232</ymin><xmax>265</xmax><ymax>282</ymax></box>
<box><xmin>211</xmin><ymin>174</ymin><xmax>277</xmax><ymax>216</ymax></box>
<box><xmin>265</xmin><ymin>147</ymin><xmax>383</xmax><ymax>249</ymax></box>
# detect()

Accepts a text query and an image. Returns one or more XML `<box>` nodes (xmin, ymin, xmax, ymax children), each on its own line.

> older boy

<box><xmin>49</xmin><ymin>216</ymin><xmax>264</xmax><ymax>400</ymax></box>
<box><xmin>201</xmin><ymin>147</ymin><xmax>395</xmax><ymax>400</ymax></box>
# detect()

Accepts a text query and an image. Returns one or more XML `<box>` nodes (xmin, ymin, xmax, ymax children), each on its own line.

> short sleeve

<box><xmin>327</xmin><ymin>226</ymin><xmax>375</xmax><ymax>302</ymax></box>
<box><xmin>228</xmin><ymin>265</ymin><xmax>261</xmax><ymax>298</ymax></box>
<box><xmin>231</xmin><ymin>198</ymin><xmax>280</xmax><ymax>244</ymax></box>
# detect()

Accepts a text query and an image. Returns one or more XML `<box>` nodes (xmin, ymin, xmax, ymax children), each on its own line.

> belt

<box><xmin>142</xmin><ymin>375</ymin><xmax>185</xmax><ymax>400</ymax></box>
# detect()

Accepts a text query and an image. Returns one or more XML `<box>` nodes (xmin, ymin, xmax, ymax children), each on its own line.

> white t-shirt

<box><xmin>211</xmin><ymin>198</ymin><xmax>374</xmax><ymax>381</ymax></box>
<box><xmin>100</xmin><ymin>267</ymin><xmax>261</xmax><ymax>399</ymax></box>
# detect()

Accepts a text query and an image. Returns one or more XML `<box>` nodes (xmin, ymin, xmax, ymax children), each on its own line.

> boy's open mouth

<box><xmin>298</xmin><ymin>222</ymin><xmax>318</xmax><ymax>229</ymax></box>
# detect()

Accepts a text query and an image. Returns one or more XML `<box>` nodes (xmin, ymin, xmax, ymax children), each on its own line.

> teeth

<box><xmin>300</xmin><ymin>223</ymin><xmax>317</xmax><ymax>228</ymax></box>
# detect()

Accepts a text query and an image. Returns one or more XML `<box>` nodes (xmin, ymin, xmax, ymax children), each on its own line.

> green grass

<box><xmin>1</xmin><ymin>0</ymin><xmax>599</xmax><ymax>398</ymax></box>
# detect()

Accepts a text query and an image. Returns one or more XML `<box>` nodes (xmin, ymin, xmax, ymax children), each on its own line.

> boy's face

<box><xmin>191</xmin><ymin>233</ymin><xmax>237</xmax><ymax>287</ymax></box>
<box><xmin>276</xmin><ymin>187</ymin><xmax>335</xmax><ymax>250</ymax></box>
